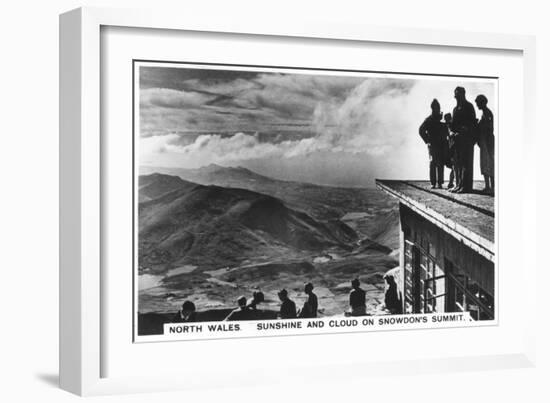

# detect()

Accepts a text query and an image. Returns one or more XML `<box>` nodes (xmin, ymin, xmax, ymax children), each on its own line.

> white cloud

<box><xmin>139</xmin><ymin>74</ymin><xmax>496</xmax><ymax>184</ymax></box>
<box><xmin>140</xmin><ymin>88</ymin><xmax>213</xmax><ymax>109</ymax></box>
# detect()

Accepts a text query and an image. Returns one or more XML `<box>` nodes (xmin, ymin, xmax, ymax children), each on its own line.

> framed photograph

<box><xmin>60</xmin><ymin>7</ymin><xmax>537</xmax><ymax>396</ymax></box>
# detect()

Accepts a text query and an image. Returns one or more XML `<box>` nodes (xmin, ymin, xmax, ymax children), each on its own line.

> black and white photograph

<box><xmin>134</xmin><ymin>62</ymin><xmax>497</xmax><ymax>340</ymax></box>
<box><xmin>1</xmin><ymin>0</ymin><xmax>545</xmax><ymax>399</ymax></box>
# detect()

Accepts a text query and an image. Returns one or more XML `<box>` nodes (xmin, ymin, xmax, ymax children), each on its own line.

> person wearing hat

<box><xmin>172</xmin><ymin>300</ymin><xmax>197</xmax><ymax>323</ymax></box>
<box><xmin>419</xmin><ymin>98</ymin><xmax>448</xmax><ymax>189</ymax></box>
<box><xmin>277</xmin><ymin>289</ymin><xmax>297</xmax><ymax>319</ymax></box>
<box><xmin>349</xmin><ymin>278</ymin><xmax>366</xmax><ymax>316</ymax></box>
<box><xmin>298</xmin><ymin>282</ymin><xmax>318</xmax><ymax>318</ymax></box>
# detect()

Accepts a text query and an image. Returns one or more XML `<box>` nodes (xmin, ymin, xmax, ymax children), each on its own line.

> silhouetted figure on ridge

<box><xmin>419</xmin><ymin>99</ymin><xmax>447</xmax><ymax>189</ymax></box>
<box><xmin>384</xmin><ymin>275</ymin><xmax>402</xmax><ymax>314</ymax></box>
<box><xmin>172</xmin><ymin>300</ymin><xmax>197</xmax><ymax>323</ymax></box>
<box><xmin>278</xmin><ymin>289</ymin><xmax>297</xmax><ymax>319</ymax></box>
<box><xmin>298</xmin><ymin>282</ymin><xmax>318</xmax><ymax>318</ymax></box>
<box><xmin>246</xmin><ymin>291</ymin><xmax>265</xmax><ymax>311</ymax></box>
<box><xmin>224</xmin><ymin>295</ymin><xmax>254</xmax><ymax>321</ymax></box>
<box><xmin>349</xmin><ymin>278</ymin><xmax>367</xmax><ymax>316</ymax></box>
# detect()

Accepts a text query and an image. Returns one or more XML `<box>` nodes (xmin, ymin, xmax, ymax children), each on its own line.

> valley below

<box><xmin>137</xmin><ymin>165</ymin><xmax>400</xmax><ymax>323</ymax></box>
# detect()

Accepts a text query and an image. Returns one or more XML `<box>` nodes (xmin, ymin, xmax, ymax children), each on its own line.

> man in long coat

<box><xmin>419</xmin><ymin>99</ymin><xmax>447</xmax><ymax>189</ymax></box>
<box><xmin>451</xmin><ymin>86</ymin><xmax>477</xmax><ymax>193</ymax></box>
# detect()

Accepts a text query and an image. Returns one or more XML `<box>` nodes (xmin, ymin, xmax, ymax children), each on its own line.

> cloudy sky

<box><xmin>138</xmin><ymin>64</ymin><xmax>496</xmax><ymax>187</ymax></box>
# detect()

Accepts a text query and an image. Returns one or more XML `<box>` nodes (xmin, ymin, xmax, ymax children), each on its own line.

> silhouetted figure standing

<box><xmin>277</xmin><ymin>289</ymin><xmax>297</xmax><ymax>319</ymax></box>
<box><xmin>298</xmin><ymin>282</ymin><xmax>318</xmax><ymax>318</ymax></box>
<box><xmin>349</xmin><ymin>278</ymin><xmax>366</xmax><ymax>316</ymax></box>
<box><xmin>444</xmin><ymin>113</ymin><xmax>456</xmax><ymax>189</ymax></box>
<box><xmin>246</xmin><ymin>291</ymin><xmax>265</xmax><ymax>311</ymax></box>
<box><xmin>475</xmin><ymin>94</ymin><xmax>495</xmax><ymax>194</ymax></box>
<box><xmin>419</xmin><ymin>99</ymin><xmax>447</xmax><ymax>189</ymax></box>
<box><xmin>384</xmin><ymin>275</ymin><xmax>402</xmax><ymax>314</ymax></box>
<box><xmin>172</xmin><ymin>300</ymin><xmax>197</xmax><ymax>323</ymax></box>
<box><xmin>242</xmin><ymin>290</ymin><xmax>265</xmax><ymax>320</ymax></box>
<box><xmin>451</xmin><ymin>86</ymin><xmax>477</xmax><ymax>193</ymax></box>
<box><xmin>224</xmin><ymin>296</ymin><xmax>254</xmax><ymax>321</ymax></box>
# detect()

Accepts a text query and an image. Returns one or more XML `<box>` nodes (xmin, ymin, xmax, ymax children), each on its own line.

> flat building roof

<box><xmin>376</xmin><ymin>180</ymin><xmax>494</xmax><ymax>262</ymax></box>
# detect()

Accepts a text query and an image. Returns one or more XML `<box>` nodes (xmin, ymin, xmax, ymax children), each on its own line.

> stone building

<box><xmin>376</xmin><ymin>180</ymin><xmax>495</xmax><ymax>320</ymax></box>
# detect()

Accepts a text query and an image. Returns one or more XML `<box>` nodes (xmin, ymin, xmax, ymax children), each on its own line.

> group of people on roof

<box><xmin>419</xmin><ymin>86</ymin><xmax>495</xmax><ymax>194</ymax></box>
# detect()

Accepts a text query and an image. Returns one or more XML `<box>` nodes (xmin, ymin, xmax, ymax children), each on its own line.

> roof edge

<box><xmin>376</xmin><ymin>179</ymin><xmax>494</xmax><ymax>262</ymax></box>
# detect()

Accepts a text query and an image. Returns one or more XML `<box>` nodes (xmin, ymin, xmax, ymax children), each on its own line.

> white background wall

<box><xmin>0</xmin><ymin>0</ymin><xmax>547</xmax><ymax>401</ymax></box>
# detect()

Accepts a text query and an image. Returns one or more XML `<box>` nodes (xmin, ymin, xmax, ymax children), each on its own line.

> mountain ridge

<box><xmin>136</xmin><ymin>171</ymin><xmax>400</xmax><ymax>320</ymax></box>
<box><xmin>138</xmin><ymin>166</ymin><xmax>400</xmax><ymax>250</ymax></box>
<box><xmin>138</xmin><ymin>178</ymin><xmax>359</xmax><ymax>273</ymax></box>
<box><xmin>138</xmin><ymin>173</ymin><xmax>198</xmax><ymax>203</ymax></box>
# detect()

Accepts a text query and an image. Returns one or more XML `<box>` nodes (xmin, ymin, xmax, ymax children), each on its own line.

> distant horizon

<box><xmin>138</xmin><ymin>62</ymin><xmax>496</xmax><ymax>187</ymax></box>
<box><xmin>139</xmin><ymin>163</ymin><xmax>431</xmax><ymax>189</ymax></box>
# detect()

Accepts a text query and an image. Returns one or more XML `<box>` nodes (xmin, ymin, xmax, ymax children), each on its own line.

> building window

<box><xmin>404</xmin><ymin>240</ymin><xmax>415</xmax><ymax>314</ymax></box>
<box><xmin>404</xmin><ymin>240</ymin><xmax>445</xmax><ymax>314</ymax></box>
<box><xmin>445</xmin><ymin>260</ymin><xmax>494</xmax><ymax>320</ymax></box>
<box><xmin>419</xmin><ymin>249</ymin><xmax>445</xmax><ymax>314</ymax></box>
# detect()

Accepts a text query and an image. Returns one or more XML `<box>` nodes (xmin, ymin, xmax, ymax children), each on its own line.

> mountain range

<box><xmin>140</xmin><ymin>164</ymin><xmax>397</xmax><ymax>224</ymax></box>
<box><xmin>137</xmin><ymin>165</ymin><xmax>400</xmax><ymax>320</ymax></box>
<box><xmin>139</xmin><ymin>173</ymin><xmax>359</xmax><ymax>273</ymax></box>
<box><xmin>138</xmin><ymin>172</ymin><xmax>198</xmax><ymax>202</ymax></box>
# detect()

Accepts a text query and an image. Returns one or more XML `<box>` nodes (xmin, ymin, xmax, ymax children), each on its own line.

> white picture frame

<box><xmin>60</xmin><ymin>6</ymin><xmax>537</xmax><ymax>396</ymax></box>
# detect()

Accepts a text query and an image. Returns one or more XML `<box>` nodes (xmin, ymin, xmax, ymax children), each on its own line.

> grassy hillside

<box><xmin>136</xmin><ymin>170</ymin><xmax>400</xmax><ymax>319</ymax></box>
<box><xmin>139</xmin><ymin>181</ymin><xmax>358</xmax><ymax>273</ymax></box>
<box><xmin>138</xmin><ymin>173</ymin><xmax>198</xmax><ymax>202</ymax></box>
